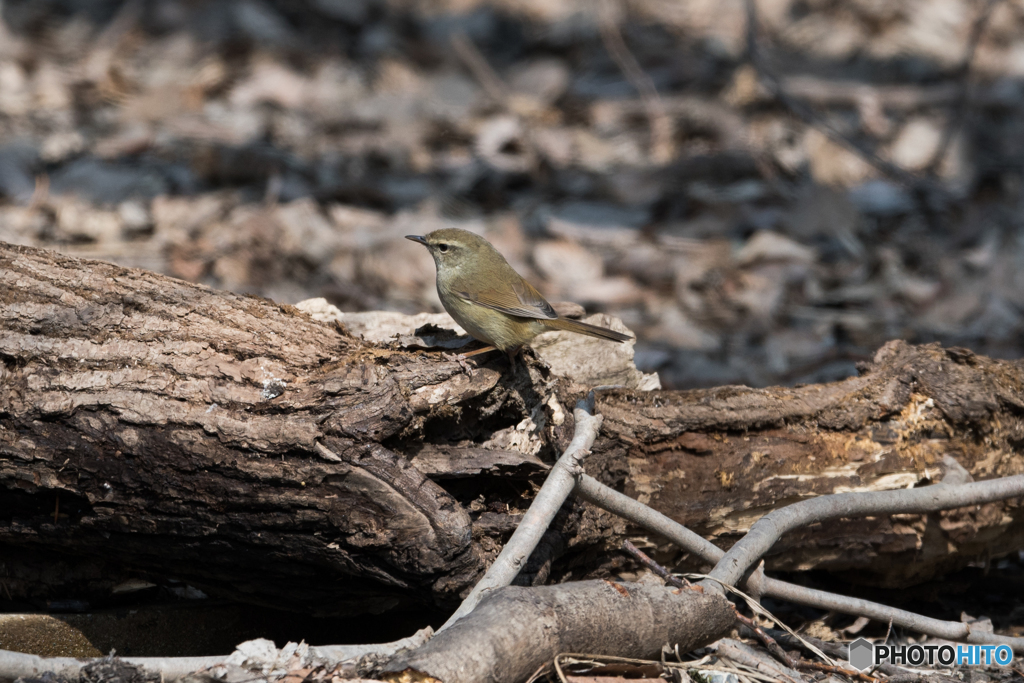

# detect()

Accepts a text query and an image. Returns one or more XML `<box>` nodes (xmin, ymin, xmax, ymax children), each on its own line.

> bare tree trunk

<box><xmin>2</xmin><ymin>242</ymin><xmax>1022</xmax><ymax>614</ymax></box>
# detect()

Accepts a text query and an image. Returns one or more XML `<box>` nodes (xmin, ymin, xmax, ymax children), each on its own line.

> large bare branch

<box><xmin>383</xmin><ymin>580</ymin><xmax>734</xmax><ymax>683</ymax></box>
<box><xmin>706</xmin><ymin>475</ymin><xmax>1024</xmax><ymax>587</ymax></box>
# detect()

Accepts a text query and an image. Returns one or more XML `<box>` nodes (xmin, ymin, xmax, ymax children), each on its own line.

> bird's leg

<box><xmin>506</xmin><ymin>346</ymin><xmax>524</xmax><ymax>373</ymax></box>
<box><xmin>461</xmin><ymin>345</ymin><xmax>498</xmax><ymax>358</ymax></box>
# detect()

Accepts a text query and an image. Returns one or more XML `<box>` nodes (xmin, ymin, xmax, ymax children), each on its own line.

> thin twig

<box><xmin>731</xmin><ymin>611</ymin><xmax>799</xmax><ymax>670</ymax></box>
<box><xmin>798</xmin><ymin>660</ymin><xmax>880</xmax><ymax>682</ymax></box>
<box><xmin>620</xmin><ymin>541</ymin><xmax>829</xmax><ymax>678</ymax></box>
<box><xmin>524</xmin><ymin>661</ymin><xmax>553</xmax><ymax>683</ymax></box>
<box><xmin>0</xmin><ymin>629</ymin><xmax>433</xmax><ymax>682</ymax></box>
<box><xmin>924</xmin><ymin>0</ymin><xmax>1003</xmax><ymax>174</ymax></box>
<box><xmin>438</xmin><ymin>392</ymin><xmax>603</xmax><ymax>631</ymax></box>
<box><xmin>886</xmin><ymin>674</ymin><xmax>963</xmax><ymax>683</ymax></box>
<box><xmin>732</xmin><ymin>616</ymin><xmax>879</xmax><ymax>682</ymax></box>
<box><xmin>765</xmin><ymin>629</ymin><xmax>912</xmax><ymax>678</ymax></box>
<box><xmin>759</xmin><ymin>579</ymin><xmax>1022</xmax><ymax>647</ymax></box>
<box><xmin>555</xmin><ymin>653</ymin><xmax>663</xmax><ymax>678</ymax></box>
<box><xmin>689</xmin><ymin>572</ymin><xmax>838</xmax><ymax>667</ymax></box>
<box><xmin>621</xmin><ymin>539</ymin><xmax>692</xmax><ymax>589</ymax></box>
<box><xmin>552</xmin><ymin>653</ymin><xmax>570</xmax><ymax>683</ymax></box>
<box><xmin>677</xmin><ymin>662</ymin><xmax>788</xmax><ymax>683</ymax></box>
<box><xmin>716</xmin><ymin>639</ymin><xmax>802</xmax><ymax>683</ymax></box>
<box><xmin>598</xmin><ymin>0</ymin><xmax>675</xmax><ymax>164</ymax></box>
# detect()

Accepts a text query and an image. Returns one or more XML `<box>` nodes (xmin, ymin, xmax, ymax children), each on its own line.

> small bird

<box><xmin>406</xmin><ymin>228</ymin><xmax>632</xmax><ymax>365</ymax></box>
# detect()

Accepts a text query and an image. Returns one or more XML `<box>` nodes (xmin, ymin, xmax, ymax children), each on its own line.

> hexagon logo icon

<box><xmin>849</xmin><ymin>638</ymin><xmax>874</xmax><ymax>671</ymax></box>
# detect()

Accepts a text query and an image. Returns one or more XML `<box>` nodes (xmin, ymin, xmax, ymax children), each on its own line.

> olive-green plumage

<box><xmin>405</xmin><ymin>228</ymin><xmax>632</xmax><ymax>353</ymax></box>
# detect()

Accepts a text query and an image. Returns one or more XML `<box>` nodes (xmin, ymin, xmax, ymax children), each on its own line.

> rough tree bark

<box><xmin>2</xmin><ymin>242</ymin><xmax>1023</xmax><ymax>615</ymax></box>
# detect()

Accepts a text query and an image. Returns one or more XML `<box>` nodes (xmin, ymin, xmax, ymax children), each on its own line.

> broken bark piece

<box><xmin>409</xmin><ymin>445</ymin><xmax>548</xmax><ymax>478</ymax></box>
<box><xmin>531</xmin><ymin>313</ymin><xmax>660</xmax><ymax>390</ymax></box>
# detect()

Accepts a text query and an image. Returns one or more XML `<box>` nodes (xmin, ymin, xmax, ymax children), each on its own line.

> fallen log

<box><xmin>592</xmin><ymin>339</ymin><xmax>1024</xmax><ymax>586</ymax></box>
<box><xmin>2</xmin><ymin>241</ymin><xmax>1023</xmax><ymax>616</ymax></box>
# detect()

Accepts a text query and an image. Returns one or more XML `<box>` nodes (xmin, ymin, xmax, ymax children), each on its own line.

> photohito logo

<box><xmin>848</xmin><ymin>638</ymin><xmax>1014</xmax><ymax>671</ymax></box>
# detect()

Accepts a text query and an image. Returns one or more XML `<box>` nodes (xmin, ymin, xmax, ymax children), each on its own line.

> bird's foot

<box><xmin>506</xmin><ymin>347</ymin><xmax>524</xmax><ymax>374</ymax></box>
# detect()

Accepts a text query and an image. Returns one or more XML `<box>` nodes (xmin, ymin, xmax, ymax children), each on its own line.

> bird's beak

<box><xmin>405</xmin><ymin>235</ymin><xmax>427</xmax><ymax>246</ymax></box>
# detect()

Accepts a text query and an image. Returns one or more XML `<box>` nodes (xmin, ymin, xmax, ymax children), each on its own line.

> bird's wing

<box><xmin>455</xmin><ymin>276</ymin><xmax>558</xmax><ymax>320</ymax></box>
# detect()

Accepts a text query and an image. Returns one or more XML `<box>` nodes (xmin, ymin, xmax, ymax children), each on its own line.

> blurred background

<box><xmin>2</xmin><ymin>0</ymin><xmax>1023</xmax><ymax>389</ymax></box>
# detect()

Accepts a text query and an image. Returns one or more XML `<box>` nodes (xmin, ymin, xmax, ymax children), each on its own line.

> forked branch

<box><xmin>575</xmin><ymin>472</ymin><xmax>1024</xmax><ymax>651</ymax></box>
<box><xmin>706</xmin><ymin>474</ymin><xmax>1024</xmax><ymax>587</ymax></box>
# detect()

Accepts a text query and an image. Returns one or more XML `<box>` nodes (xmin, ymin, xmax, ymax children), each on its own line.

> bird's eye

<box><xmin>437</xmin><ymin>243</ymin><xmax>449</xmax><ymax>252</ymax></box>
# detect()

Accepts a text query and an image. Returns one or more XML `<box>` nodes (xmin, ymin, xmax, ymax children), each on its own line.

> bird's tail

<box><xmin>543</xmin><ymin>317</ymin><xmax>633</xmax><ymax>343</ymax></box>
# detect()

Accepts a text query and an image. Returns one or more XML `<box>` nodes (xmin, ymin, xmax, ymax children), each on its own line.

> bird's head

<box><xmin>405</xmin><ymin>228</ymin><xmax>498</xmax><ymax>274</ymax></box>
